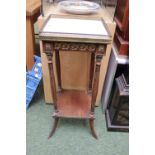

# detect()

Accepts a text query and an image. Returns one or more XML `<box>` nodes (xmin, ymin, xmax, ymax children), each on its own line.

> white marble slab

<box><xmin>42</xmin><ymin>17</ymin><xmax>108</xmax><ymax>36</ymax></box>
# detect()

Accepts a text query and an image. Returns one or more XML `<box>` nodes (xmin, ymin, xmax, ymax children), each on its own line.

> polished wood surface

<box><xmin>26</xmin><ymin>0</ymin><xmax>41</xmax><ymax>70</ymax></box>
<box><xmin>56</xmin><ymin>90</ymin><xmax>91</xmax><ymax>118</ymax></box>
<box><xmin>89</xmin><ymin>53</ymin><xmax>95</xmax><ymax>93</ymax></box>
<box><xmin>114</xmin><ymin>0</ymin><xmax>129</xmax><ymax>32</ymax></box>
<box><xmin>114</xmin><ymin>0</ymin><xmax>129</xmax><ymax>55</ymax></box>
<box><xmin>114</xmin><ymin>31</ymin><xmax>129</xmax><ymax>55</ymax></box>
<box><xmin>48</xmin><ymin>117</ymin><xmax>59</xmax><ymax>139</ymax></box>
<box><xmin>89</xmin><ymin>119</ymin><xmax>98</xmax><ymax>139</ymax></box>
<box><xmin>55</xmin><ymin>51</ymin><xmax>62</xmax><ymax>91</ymax></box>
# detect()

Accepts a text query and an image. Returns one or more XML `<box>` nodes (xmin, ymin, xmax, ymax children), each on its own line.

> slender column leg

<box><xmin>89</xmin><ymin>45</ymin><xmax>106</xmax><ymax>139</ymax></box>
<box><xmin>44</xmin><ymin>42</ymin><xmax>57</xmax><ymax>109</ymax></box>
<box><xmin>91</xmin><ymin>45</ymin><xmax>106</xmax><ymax>111</ymax></box>
<box><xmin>44</xmin><ymin>42</ymin><xmax>59</xmax><ymax>139</ymax></box>
<box><xmin>88</xmin><ymin>52</ymin><xmax>95</xmax><ymax>94</ymax></box>
<box><xmin>48</xmin><ymin>117</ymin><xmax>59</xmax><ymax>139</ymax></box>
<box><xmin>89</xmin><ymin>118</ymin><xmax>98</xmax><ymax>139</ymax></box>
<box><xmin>55</xmin><ymin>51</ymin><xmax>62</xmax><ymax>92</ymax></box>
<box><xmin>91</xmin><ymin>65</ymin><xmax>100</xmax><ymax>112</ymax></box>
<box><xmin>48</xmin><ymin>61</ymin><xmax>57</xmax><ymax>109</ymax></box>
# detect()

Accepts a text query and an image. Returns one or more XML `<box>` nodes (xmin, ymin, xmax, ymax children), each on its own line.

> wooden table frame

<box><xmin>39</xmin><ymin>15</ymin><xmax>111</xmax><ymax>139</ymax></box>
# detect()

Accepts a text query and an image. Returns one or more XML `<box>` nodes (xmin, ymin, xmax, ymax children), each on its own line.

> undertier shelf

<box><xmin>54</xmin><ymin>90</ymin><xmax>93</xmax><ymax>119</ymax></box>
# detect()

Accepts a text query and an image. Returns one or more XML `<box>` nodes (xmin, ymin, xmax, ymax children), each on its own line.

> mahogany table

<box><xmin>26</xmin><ymin>0</ymin><xmax>41</xmax><ymax>70</ymax></box>
<box><xmin>39</xmin><ymin>15</ymin><xmax>112</xmax><ymax>139</ymax></box>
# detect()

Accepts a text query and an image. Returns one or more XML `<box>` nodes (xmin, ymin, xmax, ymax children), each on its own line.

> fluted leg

<box><xmin>48</xmin><ymin>117</ymin><xmax>59</xmax><ymax>139</ymax></box>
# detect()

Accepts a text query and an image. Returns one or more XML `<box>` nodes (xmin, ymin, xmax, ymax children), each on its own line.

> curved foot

<box><xmin>48</xmin><ymin>117</ymin><xmax>59</xmax><ymax>139</ymax></box>
<box><xmin>89</xmin><ymin>119</ymin><xmax>98</xmax><ymax>139</ymax></box>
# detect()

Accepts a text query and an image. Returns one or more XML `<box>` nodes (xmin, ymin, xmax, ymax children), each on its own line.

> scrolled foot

<box><xmin>89</xmin><ymin>119</ymin><xmax>98</xmax><ymax>139</ymax></box>
<box><xmin>48</xmin><ymin>117</ymin><xmax>59</xmax><ymax>139</ymax></box>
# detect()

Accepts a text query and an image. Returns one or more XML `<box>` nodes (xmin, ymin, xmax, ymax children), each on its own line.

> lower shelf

<box><xmin>55</xmin><ymin>90</ymin><xmax>92</xmax><ymax>119</ymax></box>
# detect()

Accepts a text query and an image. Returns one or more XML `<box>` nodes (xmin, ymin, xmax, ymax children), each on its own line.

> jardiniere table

<box><xmin>39</xmin><ymin>15</ymin><xmax>112</xmax><ymax>139</ymax></box>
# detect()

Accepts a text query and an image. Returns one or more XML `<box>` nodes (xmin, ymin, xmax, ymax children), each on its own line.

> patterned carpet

<box><xmin>26</xmin><ymin>89</ymin><xmax>128</xmax><ymax>155</ymax></box>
